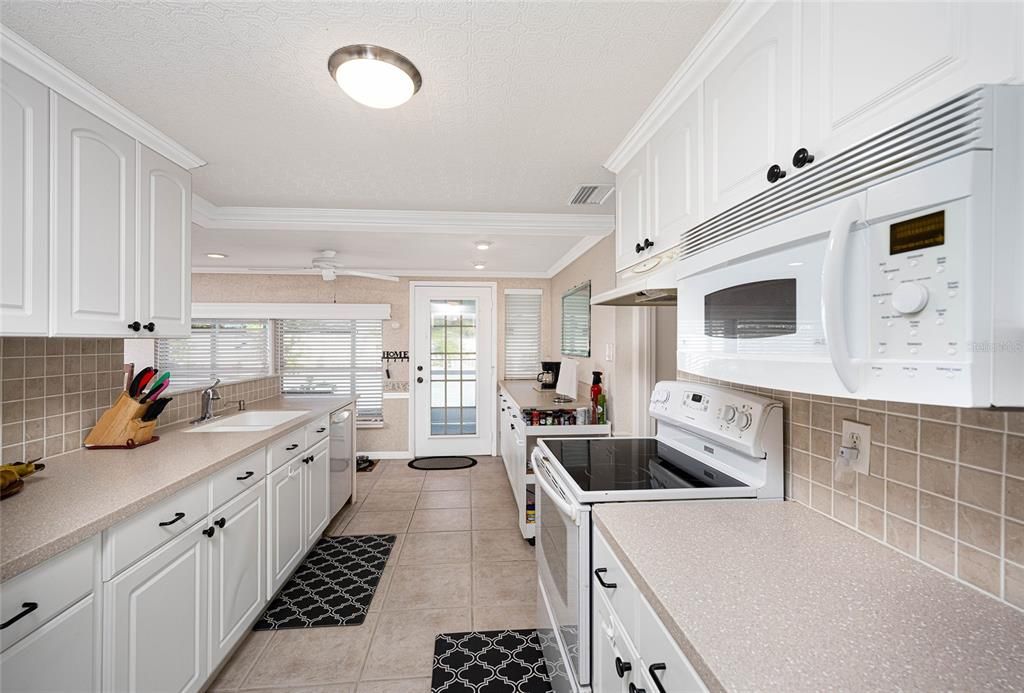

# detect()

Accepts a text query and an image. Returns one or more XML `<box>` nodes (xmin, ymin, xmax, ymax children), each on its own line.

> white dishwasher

<box><xmin>328</xmin><ymin>405</ymin><xmax>355</xmax><ymax>517</ymax></box>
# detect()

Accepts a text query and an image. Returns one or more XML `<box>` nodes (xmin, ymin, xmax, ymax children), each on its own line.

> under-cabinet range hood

<box><xmin>591</xmin><ymin>264</ymin><xmax>676</xmax><ymax>307</ymax></box>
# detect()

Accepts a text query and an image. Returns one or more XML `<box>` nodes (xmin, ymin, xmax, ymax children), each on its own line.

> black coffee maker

<box><xmin>536</xmin><ymin>361</ymin><xmax>561</xmax><ymax>389</ymax></box>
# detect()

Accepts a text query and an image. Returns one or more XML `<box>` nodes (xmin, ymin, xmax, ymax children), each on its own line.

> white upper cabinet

<box><xmin>702</xmin><ymin>1</ymin><xmax>798</xmax><ymax>218</ymax></box>
<box><xmin>0</xmin><ymin>62</ymin><xmax>49</xmax><ymax>336</ymax></box>
<box><xmin>614</xmin><ymin>147</ymin><xmax>648</xmax><ymax>271</ymax></box>
<box><xmin>649</xmin><ymin>89</ymin><xmax>702</xmax><ymax>251</ymax></box>
<box><xmin>802</xmin><ymin>1</ymin><xmax>1022</xmax><ymax>162</ymax></box>
<box><xmin>52</xmin><ymin>94</ymin><xmax>137</xmax><ymax>337</ymax></box>
<box><xmin>137</xmin><ymin>145</ymin><xmax>191</xmax><ymax>338</ymax></box>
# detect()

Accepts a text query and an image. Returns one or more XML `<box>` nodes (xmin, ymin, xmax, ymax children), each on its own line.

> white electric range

<box><xmin>532</xmin><ymin>381</ymin><xmax>783</xmax><ymax>693</ymax></box>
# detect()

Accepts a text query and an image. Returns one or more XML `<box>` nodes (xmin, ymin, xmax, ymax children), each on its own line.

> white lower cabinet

<box><xmin>592</xmin><ymin>590</ymin><xmax>640</xmax><ymax>693</ymax></box>
<box><xmin>208</xmin><ymin>481</ymin><xmax>265</xmax><ymax>671</ymax></box>
<box><xmin>0</xmin><ymin>595</ymin><xmax>98</xmax><ymax>693</ymax></box>
<box><xmin>302</xmin><ymin>440</ymin><xmax>331</xmax><ymax>549</ymax></box>
<box><xmin>267</xmin><ymin>457</ymin><xmax>305</xmax><ymax>597</ymax></box>
<box><xmin>105</xmin><ymin>521</ymin><xmax>209</xmax><ymax>693</ymax></box>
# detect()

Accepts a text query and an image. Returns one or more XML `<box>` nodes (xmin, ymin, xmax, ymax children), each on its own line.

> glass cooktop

<box><xmin>540</xmin><ymin>437</ymin><xmax>747</xmax><ymax>492</ymax></box>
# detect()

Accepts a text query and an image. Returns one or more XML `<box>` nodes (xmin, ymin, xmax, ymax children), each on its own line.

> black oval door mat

<box><xmin>253</xmin><ymin>534</ymin><xmax>395</xmax><ymax>630</ymax></box>
<box><xmin>432</xmin><ymin>630</ymin><xmax>553</xmax><ymax>692</ymax></box>
<box><xmin>409</xmin><ymin>456</ymin><xmax>478</xmax><ymax>471</ymax></box>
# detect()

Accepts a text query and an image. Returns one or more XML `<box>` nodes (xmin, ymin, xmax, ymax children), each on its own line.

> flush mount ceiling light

<box><xmin>328</xmin><ymin>45</ymin><xmax>422</xmax><ymax>109</ymax></box>
<box><xmin>475</xmin><ymin>241</ymin><xmax>491</xmax><ymax>251</ymax></box>
<box><xmin>473</xmin><ymin>262</ymin><xmax>486</xmax><ymax>270</ymax></box>
<box><xmin>206</xmin><ymin>253</ymin><xmax>228</xmax><ymax>259</ymax></box>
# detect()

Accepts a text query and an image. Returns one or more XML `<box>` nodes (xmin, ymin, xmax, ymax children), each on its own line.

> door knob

<box><xmin>792</xmin><ymin>147</ymin><xmax>815</xmax><ymax>168</ymax></box>
<box><xmin>766</xmin><ymin>164</ymin><xmax>787</xmax><ymax>183</ymax></box>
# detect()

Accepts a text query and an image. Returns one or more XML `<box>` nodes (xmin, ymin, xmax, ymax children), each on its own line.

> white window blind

<box><xmin>155</xmin><ymin>319</ymin><xmax>272</xmax><ymax>388</ymax></box>
<box><xmin>504</xmin><ymin>290</ymin><xmax>543</xmax><ymax>379</ymax></box>
<box><xmin>275</xmin><ymin>319</ymin><xmax>383</xmax><ymax>422</ymax></box>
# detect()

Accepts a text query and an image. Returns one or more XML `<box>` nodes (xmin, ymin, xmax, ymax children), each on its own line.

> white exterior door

<box><xmin>266</xmin><ymin>458</ymin><xmax>304</xmax><ymax>597</ymax></box>
<box><xmin>105</xmin><ymin>522</ymin><xmax>208</xmax><ymax>693</ymax></box>
<box><xmin>1</xmin><ymin>62</ymin><xmax>49</xmax><ymax>336</ymax></box>
<box><xmin>52</xmin><ymin>94</ymin><xmax>137</xmax><ymax>337</ymax></box>
<box><xmin>412</xmin><ymin>284</ymin><xmax>496</xmax><ymax>457</ymax></box>
<box><xmin>208</xmin><ymin>482</ymin><xmax>265</xmax><ymax>671</ymax></box>
<box><xmin>303</xmin><ymin>441</ymin><xmax>331</xmax><ymax>548</ymax></box>
<box><xmin>137</xmin><ymin>144</ymin><xmax>191</xmax><ymax>337</ymax></box>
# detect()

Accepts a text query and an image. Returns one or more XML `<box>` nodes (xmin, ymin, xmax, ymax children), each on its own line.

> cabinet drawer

<box><xmin>267</xmin><ymin>429</ymin><xmax>307</xmax><ymax>473</ymax></box>
<box><xmin>210</xmin><ymin>449</ymin><xmax>264</xmax><ymax>511</ymax></box>
<box><xmin>102</xmin><ymin>481</ymin><xmax>209</xmax><ymax>580</ymax></box>
<box><xmin>636</xmin><ymin>596</ymin><xmax>708</xmax><ymax>693</ymax></box>
<box><xmin>592</xmin><ymin>528</ymin><xmax>637</xmax><ymax>638</ymax></box>
<box><xmin>305</xmin><ymin>415</ymin><xmax>330</xmax><ymax>445</ymax></box>
<box><xmin>0</xmin><ymin>535</ymin><xmax>97</xmax><ymax>652</ymax></box>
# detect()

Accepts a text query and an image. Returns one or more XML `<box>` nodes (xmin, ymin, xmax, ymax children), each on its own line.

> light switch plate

<box><xmin>838</xmin><ymin>420</ymin><xmax>871</xmax><ymax>475</ymax></box>
<box><xmin>605</xmin><ymin>343</ymin><xmax>615</xmax><ymax>362</ymax></box>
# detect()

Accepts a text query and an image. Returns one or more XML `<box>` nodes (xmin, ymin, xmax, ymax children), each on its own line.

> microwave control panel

<box><xmin>868</xmin><ymin>205</ymin><xmax>966</xmax><ymax>369</ymax></box>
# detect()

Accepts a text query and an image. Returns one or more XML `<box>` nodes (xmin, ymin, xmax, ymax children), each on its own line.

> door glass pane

<box><xmin>429</xmin><ymin>299</ymin><xmax>479</xmax><ymax>436</ymax></box>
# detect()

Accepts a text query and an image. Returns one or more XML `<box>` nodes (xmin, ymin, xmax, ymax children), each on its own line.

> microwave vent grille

<box><xmin>679</xmin><ymin>87</ymin><xmax>988</xmax><ymax>260</ymax></box>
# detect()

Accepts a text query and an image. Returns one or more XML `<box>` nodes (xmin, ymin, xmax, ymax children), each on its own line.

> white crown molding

<box><xmin>1</xmin><ymin>25</ymin><xmax>206</xmax><ymax>170</ymax></box>
<box><xmin>192</xmin><ymin>267</ymin><xmax>552</xmax><ymax>279</ymax></box>
<box><xmin>603</xmin><ymin>0</ymin><xmax>768</xmax><ymax>173</ymax></box>
<box><xmin>191</xmin><ymin>194</ymin><xmax>614</xmax><ymax>237</ymax></box>
<box><xmin>545</xmin><ymin>235</ymin><xmax>606</xmax><ymax>278</ymax></box>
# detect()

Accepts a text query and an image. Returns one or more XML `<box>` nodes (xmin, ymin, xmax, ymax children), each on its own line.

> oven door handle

<box><xmin>531</xmin><ymin>448</ymin><xmax>579</xmax><ymax>525</ymax></box>
<box><xmin>821</xmin><ymin>197</ymin><xmax>863</xmax><ymax>394</ymax></box>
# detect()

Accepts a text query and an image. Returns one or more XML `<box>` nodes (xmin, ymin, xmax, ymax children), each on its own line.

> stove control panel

<box><xmin>650</xmin><ymin>381</ymin><xmax>783</xmax><ymax>455</ymax></box>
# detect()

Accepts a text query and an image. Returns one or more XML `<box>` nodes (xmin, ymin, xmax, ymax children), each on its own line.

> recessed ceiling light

<box><xmin>328</xmin><ymin>45</ymin><xmax>422</xmax><ymax>109</ymax></box>
<box><xmin>475</xmin><ymin>241</ymin><xmax>491</xmax><ymax>251</ymax></box>
<box><xmin>473</xmin><ymin>262</ymin><xmax>486</xmax><ymax>270</ymax></box>
<box><xmin>206</xmin><ymin>253</ymin><xmax>228</xmax><ymax>259</ymax></box>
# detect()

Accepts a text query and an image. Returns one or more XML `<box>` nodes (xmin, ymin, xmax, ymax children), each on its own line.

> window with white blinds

<box><xmin>155</xmin><ymin>319</ymin><xmax>272</xmax><ymax>389</ymax></box>
<box><xmin>504</xmin><ymin>289</ymin><xmax>543</xmax><ymax>379</ymax></box>
<box><xmin>275</xmin><ymin>320</ymin><xmax>384</xmax><ymax>422</ymax></box>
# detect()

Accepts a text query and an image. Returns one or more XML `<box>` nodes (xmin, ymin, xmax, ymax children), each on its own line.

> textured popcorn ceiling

<box><xmin>1</xmin><ymin>0</ymin><xmax>726</xmax><ymax>213</ymax></box>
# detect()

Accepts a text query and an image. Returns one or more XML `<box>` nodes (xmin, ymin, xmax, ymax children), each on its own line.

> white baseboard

<box><xmin>358</xmin><ymin>450</ymin><xmax>411</xmax><ymax>460</ymax></box>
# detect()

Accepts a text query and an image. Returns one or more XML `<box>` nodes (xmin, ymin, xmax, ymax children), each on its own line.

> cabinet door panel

<box><xmin>0</xmin><ymin>596</ymin><xmax>98</xmax><ymax>693</ymax></box>
<box><xmin>267</xmin><ymin>459</ymin><xmax>304</xmax><ymax>597</ymax></box>
<box><xmin>137</xmin><ymin>145</ymin><xmax>191</xmax><ymax>337</ymax></box>
<box><xmin>0</xmin><ymin>62</ymin><xmax>49</xmax><ymax>336</ymax></box>
<box><xmin>304</xmin><ymin>443</ymin><xmax>330</xmax><ymax>548</ymax></box>
<box><xmin>106</xmin><ymin>523</ymin><xmax>207</xmax><ymax>693</ymax></box>
<box><xmin>209</xmin><ymin>482</ymin><xmax>265</xmax><ymax>670</ymax></box>
<box><xmin>650</xmin><ymin>89</ymin><xmax>701</xmax><ymax>249</ymax></box>
<box><xmin>614</xmin><ymin>148</ymin><xmax>647</xmax><ymax>271</ymax></box>
<box><xmin>703</xmin><ymin>2</ymin><xmax>796</xmax><ymax>218</ymax></box>
<box><xmin>806</xmin><ymin>1</ymin><xmax>1020</xmax><ymax>160</ymax></box>
<box><xmin>53</xmin><ymin>95</ymin><xmax>136</xmax><ymax>337</ymax></box>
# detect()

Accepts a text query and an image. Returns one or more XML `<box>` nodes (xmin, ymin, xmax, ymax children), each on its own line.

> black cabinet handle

<box><xmin>594</xmin><ymin>568</ymin><xmax>617</xmax><ymax>589</ymax></box>
<box><xmin>202</xmin><ymin>526</ymin><xmax>216</xmax><ymax>538</ymax></box>
<box><xmin>628</xmin><ymin>683</ymin><xmax>645</xmax><ymax>693</ymax></box>
<box><xmin>615</xmin><ymin>656</ymin><xmax>632</xmax><ymax>678</ymax></box>
<box><xmin>648</xmin><ymin>663</ymin><xmax>667</xmax><ymax>693</ymax></box>
<box><xmin>316</xmin><ymin>427</ymin><xmax>326</xmax><ymax>433</ymax></box>
<box><xmin>285</xmin><ymin>443</ymin><xmax>299</xmax><ymax>451</ymax></box>
<box><xmin>214</xmin><ymin>517</ymin><xmax>226</xmax><ymax>528</ymax></box>
<box><xmin>143</xmin><ymin>322</ymin><xmax>156</xmax><ymax>332</ymax></box>
<box><xmin>0</xmin><ymin>602</ymin><xmax>39</xmax><ymax>630</ymax></box>
<box><xmin>766</xmin><ymin>164</ymin><xmax>787</xmax><ymax>183</ymax></box>
<box><xmin>127</xmin><ymin>321</ymin><xmax>141</xmax><ymax>332</ymax></box>
<box><xmin>236</xmin><ymin>471</ymin><xmax>254</xmax><ymax>481</ymax></box>
<box><xmin>159</xmin><ymin>512</ymin><xmax>185</xmax><ymax>527</ymax></box>
<box><xmin>643</xmin><ymin>238</ymin><xmax>654</xmax><ymax>250</ymax></box>
<box><xmin>792</xmin><ymin>147</ymin><xmax>815</xmax><ymax>169</ymax></box>
<box><xmin>635</xmin><ymin>242</ymin><xmax>643</xmax><ymax>254</ymax></box>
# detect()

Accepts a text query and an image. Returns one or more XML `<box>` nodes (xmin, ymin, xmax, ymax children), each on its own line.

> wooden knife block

<box><xmin>85</xmin><ymin>392</ymin><xmax>158</xmax><ymax>449</ymax></box>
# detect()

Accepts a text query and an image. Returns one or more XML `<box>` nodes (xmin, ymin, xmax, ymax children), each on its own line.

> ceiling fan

<box><xmin>249</xmin><ymin>250</ymin><xmax>399</xmax><ymax>282</ymax></box>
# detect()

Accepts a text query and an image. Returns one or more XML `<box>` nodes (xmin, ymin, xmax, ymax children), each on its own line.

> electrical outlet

<box><xmin>837</xmin><ymin>420</ymin><xmax>871</xmax><ymax>474</ymax></box>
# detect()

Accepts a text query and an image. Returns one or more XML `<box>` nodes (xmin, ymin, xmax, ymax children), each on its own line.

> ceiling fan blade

<box><xmin>337</xmin><ymin>270</ymin><xmax>400</xmax><ymax>282</ymax></box>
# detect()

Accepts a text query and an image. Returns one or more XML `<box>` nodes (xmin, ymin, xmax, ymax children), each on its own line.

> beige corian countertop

<box><xmin>499</xmin><ymin>380</ymin><xmax>586</xmax><ymax>410</ymax></box>
<box><xmin>593</xmin><ymin>500</ymin><xmax>1024</xmax><ymax>692</ymax></box>
<box><xmin>0</xmin><ymin>395</ymin><xmax>354</xmax><ymax>582</ymax></box>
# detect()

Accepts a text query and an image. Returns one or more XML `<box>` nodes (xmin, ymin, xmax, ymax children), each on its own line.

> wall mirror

<box><xmin>561</xmin><ymin>281</ymin><xmax>591</xmax><ymax>357</ymax></box>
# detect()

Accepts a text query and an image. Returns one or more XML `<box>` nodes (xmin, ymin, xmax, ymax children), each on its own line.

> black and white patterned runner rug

<box><xmin>432</xmin><ymin>630</ymin><xmax>553</xmax><ymax>693</ymax></box>
<box><xmin>253</xmin><ymin>534</ymin><xmax>395</xmax><ymax>630</ymax></box>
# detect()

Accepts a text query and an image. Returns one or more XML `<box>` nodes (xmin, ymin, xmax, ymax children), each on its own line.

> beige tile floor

<box><xmin>207</xmin><ymin>457</ymin><xmax>536</xmax><ymax>692</ymax></box>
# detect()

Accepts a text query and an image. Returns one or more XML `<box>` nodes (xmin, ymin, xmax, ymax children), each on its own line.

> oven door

<box><xmin>533</xmin><ymin>448</ymin><xmax>590</xmax><ymax>692</ymax></box>
<box><xmin>678</xmin><ymin>194</ymin><xmax>870</xmax><ymax>395</ymax></box>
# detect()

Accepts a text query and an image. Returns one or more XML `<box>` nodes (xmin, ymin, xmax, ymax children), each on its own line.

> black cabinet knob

<box><xmin>615</xmin><ymin>656</ymin><xmax>632</xmax><ymax>678</ymax></box>
<box><xmin>766</xmin><ymin>164</ymin><xmax>787</xmax><ymax>183</ymax></box>
<box><xmin>417</xmin><ymin>377</ymin><xmax>424</xmax><ymax>384</ymax></box>
<box><xmin>128</xmin><ymin>321</ymin><xmax>141</xmax><ymax>332</ymax></box>
<box><xmin>143</xmin><ymin>322</ymin><xmax>155</xmax><ymax>332</ymax></box>
<box><xmin>202</xmin><ymin>527</ymin><xmax>216</xmax><ymax>538</ymax></box>
<box><xmin>792</xmin><ymin>147</ymin><xmax>815</xmax><ymax>169</ymax></box>
<box><xmin>628</xmin><ymin>684</ymin><xmax>645</xmax><ymax>693</ymax></box>
<box><xmin>214</xmin><ymin>517</ymin><xmax>226</xmax><ymax>528</ymax></box>
<box><xmin>635</xmin><ymin>242</ymin><xmax>643</xmax><ymax>254</ymax></box>
<box><xmin>416</xmin><ymin>365</ymin><xmax>423</xmax><ymax>372</ymax></box>
<box><xmin>643</xmin><ymin>238</ymin><xmax>654</xmax><ymax>250</ymax></box>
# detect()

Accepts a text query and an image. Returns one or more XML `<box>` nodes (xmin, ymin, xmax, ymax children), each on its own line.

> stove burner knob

<box><xmin>737</xmin><ymin>411</ymin><xmax>753</xmax><ymax>431</ymax></box>
<box><xmin>722</xmin><ymin>405</ymin><xmax>737</xmax><ymax>423</ymax></box>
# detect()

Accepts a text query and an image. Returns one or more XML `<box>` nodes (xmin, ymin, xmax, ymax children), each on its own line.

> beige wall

<box><xmin>191</xmin><ymin>273</ymin><xmax>551</xmax><ymax>453</ymax></box>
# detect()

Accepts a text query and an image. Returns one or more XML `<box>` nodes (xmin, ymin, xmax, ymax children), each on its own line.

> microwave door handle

<box><xmin>821</xmin><ymin>198</ymin><xmax>863</xmax><ymax>393</ymax></box>
<box><xmin>531</xmin><ymin>448</ymin><xmax>579</xmax><ymax>525</ymax></box>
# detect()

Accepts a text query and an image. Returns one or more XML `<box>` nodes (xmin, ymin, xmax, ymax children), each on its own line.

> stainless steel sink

<box><xmin>186</xmin><ymin>410</ymin><xmax>309</xmax><ymax>433</ymax></box>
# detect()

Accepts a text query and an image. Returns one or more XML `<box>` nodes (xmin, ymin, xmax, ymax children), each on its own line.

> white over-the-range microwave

<box><xmin>677</xmin><ymin>85</ymin><xmax>1024</xmax><ymax>407</ymax></box>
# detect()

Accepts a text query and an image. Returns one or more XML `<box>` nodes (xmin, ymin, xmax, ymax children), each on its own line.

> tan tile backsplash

<box><xmin>679</xmin><ymin>370</ymin><xmax>1024</xmax><ymax>611</ymax></box>
<box><xmin>1</xmin><ymin>337</ymin><xmax>282</xmax><ymax>462</ymax></box>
